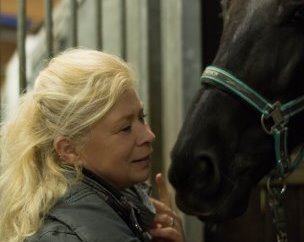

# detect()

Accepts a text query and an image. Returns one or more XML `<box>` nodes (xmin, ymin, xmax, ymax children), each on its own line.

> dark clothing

<box><xmin>27</xmin><ymin>170</ymin><xmax>155</xmax><ymax>242</ymax></box>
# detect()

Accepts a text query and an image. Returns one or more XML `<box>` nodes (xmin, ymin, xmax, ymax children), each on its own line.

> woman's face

<box><xmin>79</xmin><ymin>88</ymin><xmax>155</xmax><ymax>189</ymax></box>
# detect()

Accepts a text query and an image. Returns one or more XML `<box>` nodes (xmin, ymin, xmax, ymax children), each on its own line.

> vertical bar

<box><xmin>17</xmin><ymin>0</ymin><xmax>27</xmax><ymax>94</ymax></box>
<box><xmin>44</xmin><ymin>0</ymin><xmax>53</xmax><ymax>58</ymax></box>
<box><xmin>120</xmin><ymin>0</ymin><xmax>126</xmax><ymax>59</ymax></box>
<box><xmin>147</xmin><ymin>0</ymin><xmax>163</xmax><ymax>196</ymax></box>
<box><xmin>95</xmin><ymin>0</ymin><xmax>102</xmax><ymax>50</ymax></box>
<box><xmin>181</xmin><ymin>0</ymin><xmax>204</xmax><ymax>240</ymax></box>
<box><xmin>182</xmin><ymin>0</ymin><xmax>201</xmax><ymax>112</ymax></box>
<box><xmin>70</xmin><ymin>0</ymin><xmax>78</xmax><ymax>47</ymax></box>
<box><xmin>0</xmin><ymin>0</ymin><xmax>2</xmax><ymax>121</ymax></box>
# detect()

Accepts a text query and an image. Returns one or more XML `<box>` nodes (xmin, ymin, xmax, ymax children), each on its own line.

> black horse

<box><xmin>169</xmin><ymin>0</ymin><xmax>304</xmax><ymax>223</ymax></box>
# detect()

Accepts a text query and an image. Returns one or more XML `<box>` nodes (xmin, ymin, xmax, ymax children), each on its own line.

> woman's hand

<box><xmin>149</xmin><ymin>173</ymin><xmax>186</xmax><ymax>242</ymax></box>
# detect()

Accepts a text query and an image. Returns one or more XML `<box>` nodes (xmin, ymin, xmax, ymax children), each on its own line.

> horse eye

<box><xmin>293</xmin><ymin>7</ymin><xmax>304</xmax><ymax>22</ymax></box>
<box><xmin>287</xmin><ymin>6</ymin><xmax>304</xmax><ymax>27</ymax></box>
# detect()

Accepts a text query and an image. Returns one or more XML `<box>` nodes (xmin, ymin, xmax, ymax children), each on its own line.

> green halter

<box><xmin>201</xmin><ymin>65</ymin><xmax>304</xmax><ymax>178</ymax></box>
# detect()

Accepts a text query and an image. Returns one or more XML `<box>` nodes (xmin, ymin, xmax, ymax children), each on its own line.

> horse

<box><xmin>168</xmin><ymin>0</ymin><xmax>304</xmax><ymax>228</ymax></box>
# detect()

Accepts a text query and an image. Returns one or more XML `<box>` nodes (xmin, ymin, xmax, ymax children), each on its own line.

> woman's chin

<box><xmin>133</xmin><ymin>169</ymin><xmax>151</xmax><ymax>184</ymax></box>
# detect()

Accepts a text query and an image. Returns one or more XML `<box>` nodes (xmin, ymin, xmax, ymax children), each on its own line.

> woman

<box><xmin>0</xmin><ymin>49</ymin><xmax>185</xmax><ymax>242</ymax></box>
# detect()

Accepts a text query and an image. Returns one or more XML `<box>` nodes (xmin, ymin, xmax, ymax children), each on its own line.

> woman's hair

<box><xmin>0</xmin><ymin>48</ymin><xmax>136</xmax><ymax>242</ymax></box>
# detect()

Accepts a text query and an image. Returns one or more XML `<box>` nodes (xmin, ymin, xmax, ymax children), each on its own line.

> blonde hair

<box><xmin>0</xmin><ymin>48</ymin><xmax>136</xmax><ymax>242</ymax></box>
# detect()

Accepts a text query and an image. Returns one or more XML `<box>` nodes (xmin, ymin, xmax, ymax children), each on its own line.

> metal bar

<box><xmin>70</xmin><ymin>0</ymin><xmax>78</xmax><ymax>47</ymax></box>
<box><xmin>17</xmin><ymin>0</ymin><xmax>27</xmax><ymax>94</ymax></box>
<box><xmin>120</xmin><ymin>0</ymin><xmax>126</xmax><ymax>59</ymax></box>
<box><xmin>147</xmin><ymin>0</ymin><xmax>163</xmax><ymax>197</ymax></box>
<box><xmin>95</xmin><ymin>0</ymin><xmax>102</xmax><ymax>50</ymax></box>
<box><xmin>44</xmin><ymin>0</ymin><xmax>53</xmax><ymax>58</ymax></box>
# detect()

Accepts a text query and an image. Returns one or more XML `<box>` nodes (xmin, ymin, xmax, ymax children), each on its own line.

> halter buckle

<box><xmin>261</xmin><ymin>102</ymin><xmax>287</xmax><ymax>134</ymax></box>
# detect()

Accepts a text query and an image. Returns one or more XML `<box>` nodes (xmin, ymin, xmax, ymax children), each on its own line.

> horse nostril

<box><xmin>192</xmin><ymin>153</ymin><xmax>221</xmax><ymax>197</ymax></box>
<box><xmin>198</xmin><ymin>155</ymin><xmax>212</xmax><ymax>174</ymax></box>
<box><xmin>198</xmin><ymin>154</ymin><xmax>220</xmax><ymax>179</ymax></box>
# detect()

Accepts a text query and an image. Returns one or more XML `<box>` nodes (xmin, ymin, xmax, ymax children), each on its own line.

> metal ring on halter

<box><xmin>266</xmin><ymin>176</ymin><xmax>287</xmax><ymax>196</ymax></box>
<box><xmin>261</xmin><ymin>113</ymin><xmax>273</xmax><ymax>135</ymax></box>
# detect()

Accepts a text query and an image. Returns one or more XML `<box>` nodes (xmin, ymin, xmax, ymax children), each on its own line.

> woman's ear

<box><xmin>53</xmin><ymin>136</ymin><xmax>81</xmax><ymax>165</ymax></box>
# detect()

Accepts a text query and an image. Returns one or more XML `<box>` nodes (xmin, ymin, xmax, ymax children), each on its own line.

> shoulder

<box><xmin>43</xmin><ymin>182</ymin><xmax>142</xmax><ymax>242</ymax></box>
<box><xmin>26</xmin><ymin>219</ymin><xmax>81</xmax><ymax>242</ymax></box>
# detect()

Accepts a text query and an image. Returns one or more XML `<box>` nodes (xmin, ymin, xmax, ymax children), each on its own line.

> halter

<box><xmin>201</xmin><ymin>66</ymin><xmax>304</xmax><ymax>241</ymax></box>
<box><xmin>201</xmin><ymin>65</ymin><xmax>304</xmax><ymax>179</ymax></box>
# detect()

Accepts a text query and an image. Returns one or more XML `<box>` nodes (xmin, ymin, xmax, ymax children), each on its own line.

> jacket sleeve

<box><xmin>25</xmin><ymin>220</ymin><xmax>83</xmax><ymax>242</ymax></box>
<box><xmin>36</xmin><ymin>231</ymin><xmax>82</xmax><ymax>242</ymax></box>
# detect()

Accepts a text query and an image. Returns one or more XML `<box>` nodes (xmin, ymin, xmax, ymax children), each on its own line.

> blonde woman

<box><xmin>0</xmin><ymin>49</ymin><xmax>185</xmax><ymax>242</ymax></box>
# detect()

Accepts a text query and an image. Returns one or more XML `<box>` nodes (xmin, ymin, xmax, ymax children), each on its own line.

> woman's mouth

<box><xmin>133</xmin><ymin>155</ymin><xmax>150</xmax><ymax>163</ymax></box>
<box><xmin>132</xmin><ymin>155</ymin><xmax>151</xmax><ymax>168</ymax></box>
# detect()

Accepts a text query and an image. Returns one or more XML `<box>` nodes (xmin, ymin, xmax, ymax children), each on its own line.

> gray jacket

<box><xmin>27</xmin><ymin>170</ymin><xmax>155</xmax><ymax>242</ymax></box>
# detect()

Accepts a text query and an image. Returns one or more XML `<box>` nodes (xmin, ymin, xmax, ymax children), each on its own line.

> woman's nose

<box><xmin>138</xmin><ymin>124</ymin><xmax>155</xmax><ymax>145</ymax></box>
<box><xmin>147</xmin><ymin>125</ymin><xmax>156</xmax><ymax>142</ymax></box>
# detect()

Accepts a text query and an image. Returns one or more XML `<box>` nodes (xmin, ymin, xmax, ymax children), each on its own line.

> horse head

<box><xmin>169</xmin><ymin>0</ymin><xmax>304</xmax><ymax>222</ymax></box>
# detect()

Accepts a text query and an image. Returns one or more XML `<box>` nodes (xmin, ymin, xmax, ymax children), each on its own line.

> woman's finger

<box><xmin>152</xmin><ymin>213</ymin><xmax>175</xmax><ymax>227</ymax></box>
<box><xmin>150</xmin><ymin>197</ymin><xmax>175</xmax><ymax>215</ymax></box>
<box><xmin>149</xmin><ymin>227</ymin><xmax>183</xmax><ymax>242</ymax></box>
<box><xmin>155</xmin><ymin>173</ymin><xmax>172</xmax><ymax>207</ymax></box>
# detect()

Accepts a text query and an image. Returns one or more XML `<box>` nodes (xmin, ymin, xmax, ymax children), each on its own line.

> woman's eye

<box><xmin>139</xmin><ymin>113</ymin><xmax>147</xmax><ymax>123</ymax></box>
<box><xmin>121</xmin><ymin>125</ymin><xmax>132</xmax><ymax>132</ymax></box>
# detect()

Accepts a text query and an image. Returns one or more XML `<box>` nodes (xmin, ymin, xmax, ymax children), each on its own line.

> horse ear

<box><xmin>53</xmin><ymin>136</ymin><xmax>81</xmax><ymax>165</ymax></box>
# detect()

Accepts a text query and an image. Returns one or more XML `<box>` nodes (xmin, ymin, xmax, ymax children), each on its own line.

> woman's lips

<box><xmin>132</xmin><ymin>156</ymin><xmax>151</xmax><ymax>169</ymax></box>
<box><xmin>133</xmin><ymin>155</ymin><xmax>150</xmax><ymax>163</ymax></box>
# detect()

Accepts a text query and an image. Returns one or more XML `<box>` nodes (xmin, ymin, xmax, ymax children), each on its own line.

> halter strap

<box><xmin>201</xmin><ymin>65</ymin><xmax>304</xmax><ymax>177</ymax></box>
